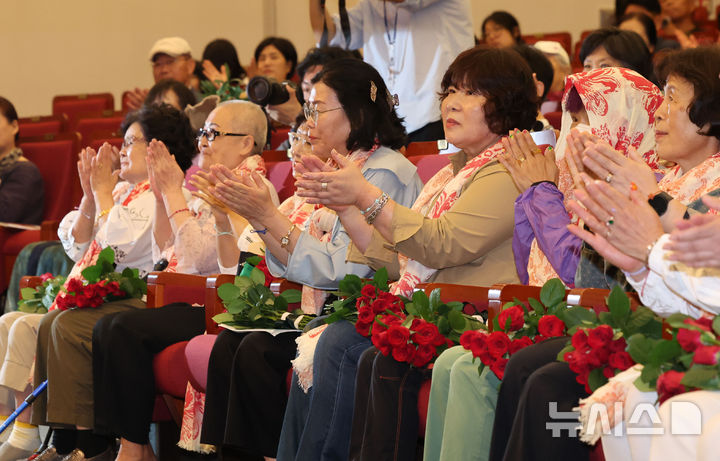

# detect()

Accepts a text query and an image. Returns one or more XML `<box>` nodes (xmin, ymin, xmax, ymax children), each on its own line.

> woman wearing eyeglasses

<box><xmin>196</xmin><ymin>58</ymin><xmax>422</xmax><ymax>461</ymax></box>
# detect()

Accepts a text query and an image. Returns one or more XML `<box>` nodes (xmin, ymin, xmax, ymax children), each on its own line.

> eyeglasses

<box><xmin>303</xmin><ymin>102</ymin><xmax>343</xmax><ymax>124</ymax></box>
<box><xmin>288</xmin><ymin>131</ymin><xmax>310</xmax><ymax>145</ymax></box>
<box><xmin>197</xmin><ymin>128</ymin><xmax>256</xmax><ymax>145</ymax></box>
<box><xmin>121</xmin><ymin>136</ymin><xmax>147</xmax><ymax>150</ymax></box>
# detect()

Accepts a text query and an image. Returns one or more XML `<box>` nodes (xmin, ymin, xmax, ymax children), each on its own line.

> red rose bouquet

<box><xmin>460</xmin><ymin>278</ymin><xmax>569</xmax><ymax>379</ymax></box>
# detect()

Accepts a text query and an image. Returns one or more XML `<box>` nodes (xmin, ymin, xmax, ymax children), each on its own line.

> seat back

<box><xmin>405</xmin><ymin>141</ymin><xmax>442</xmax><ymax>157</ymax></box>
<box><xmin>18</xmin><ymin>133</ymin><xmax>82</xmax><ymax>221</ymax></box>
<box><xmin>146</xmin><ymin>272</ymin><xmax>208</xmax><ymax>309</ymax></box>
<box><xmin>418</xmin><ymin>283</ymin><xmax>489</xmax><ymax>315</ymax></box>
<box><xmin>74</xmin><ymin>110</ymin><xmax>125</xmax><ymax>143</ymax></box>
<box><xmin>266</xmin><ymin>161</ymin><xmax>296</xmax><ymax>203</ymax></box>
<box><xmin>487</xmin><ymin>284</ymin><xmax>547</xmax><ymax>330</ymax></box>
<box><xmin>269</xmin><ymin>127</ymin><xmax>291</xmax><ymax>150</ymax></box>
<box><xmin>544</xmin><ymin>111</ymin><xmax>562</xmax><ymax>131</ymax></box>
<box><xmin>408</xmin><ymin>154</ymin><xmax>451</xmax><ymax>184</ymax></box>
<box><xmin>52</xmin><ymin>93</ymin><xmax>114</xmax><ymax>131</ymax></box>
<box><xmin>18</xmin><ymin>114</ymin><xmax>67</xmax><ymax>138</ymax></box>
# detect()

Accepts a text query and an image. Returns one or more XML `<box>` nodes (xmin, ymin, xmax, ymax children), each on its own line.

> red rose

<box><xmin>656</xmin><ymin>370</ymin><xmax>686</xmax><ymax>404</ymax></box>
<box><xmin>253</xmin><ymin>258</ymin><xmax>274</xmax><ymax>287</ymax></box>
<box><xmin>377</xmin><ymin>292</ymin><xmax>403</xmax><ymax>313</ymax></box>
<box><xmin>684</xmin><ymin>317</ymin><xmax>713</xmax><ymax>332</ymax></box>
<box><xmin>469</xmin><ymin>332</ymin><xmax>489</xmax><ymax>359</ymax></box>
<box><xmin>588</xmin><ymin>325</ymin><xmax>614</xmax><ymax>349</ymax></box>
<box><xmin>356</xmin><ymin>321</ymin><xmax>371</xmax><ymax>337</ymax></box>
<box><xmin>609</xmin><ymin>337</ymin><xmax>627</xmax><ymax>353</ymax></box>
<box><xmin>677</xmin><ymin>328</ymin><xmax>702</xmax><ymax>352</ymax></box>
<box><xmin>608</xmin><ymin>351</ymin><xmax>634</xmax><ymax>371</ymax></box>
<box><xmin>371</xmin><ymin>298</ymin><xmax>392</xmax><ymax>314</ymax></box>
<box><xmin>497</xmin><ymin>305</ymin><xmax>525</xmax><ymax>331</ymax></box>
<box><xmin>538</xmin><ymin>315</ymin><xmax>565</xmax><ymax>337</ymax></box>
<box><xmin>572</xmin><ymin>330</ymin><xmax>589</xmax><ymax>350</ymax></box>
<box><xmin>357</xmin><ymin>307</ymin><xmax>375</xmax><ymax>325</ymax></box>
<box><xmin>487</xmin><ymin>331</ymin><xmax>511</xmax><ymax>359</ymax></box>
<box><xmin>412</xmin><ymin>344</ymin><xmax>436</xmax><ymax>367</ymax></box>
<box><xmin>508</xmin><ymin>336</ymin><xmax>533</xmax><ymax>355</ymax></box>
<box><xmin>534</xmin><ymin>335</ymin><xmax>550</xmax><ymax>343</ymax></box>
<box><xmin>412</xmin><ymin>322</ymin><xmax>441</xmax><ymax>346</ymax></box>
<box><xmin>489</xmin><ymin>357</ymin><xmax>509</xmax><ymax>380</ymax></box>
<box><xmin>460</xmin><ymin>330</ymin><xmax>475</xmax><ymax>349</ymax></box>
<box><xmin>693</xmin><ymin>345</ymin><xmax>720</xmax><ymax>365</ymax></box>
<box><xmin>55</xmin><ymin>293</ymin><xmax>75</xmax><ymax>311</ymax></box>
<box><xmin>565</xmin><ymin>351</ymin><xmax>590</xmax><ymax>375</ymax></box>
<box><xmin>40</xmin><ymin>272</ymin><xmax>54</xmax><ymax>282</ymax></box>
<box><xmin>356</xmin><ymin>297</ymin><xmax>371</xmax><ymax>310</ymax></box>
<box><xmin>602</xmin><ymin>366</ymin><xmax>615</xmax><ymax>379</ymax></box>
<box><xmin>361</xmin><ymin>285</ymin><xmax>377</xmax><ymax>298</ymax></box>
<box><xmin>392</xmin><ymin>342</ymin><xmax>416</xmax><ymax>363</ymax></box>
<box><xmin>387</xmin><ymin>325</ymin><xmax>411</xmax><ymax>347</ymax></box>
<box><xmin>372</xmin><ymin>331</ymin><xmax>391</xmax><ymax>355</ymax></box>
<box><xmin>65</xmin><ymin>277</ymin><xmax>83</xmax><ymax>293</ymax></box>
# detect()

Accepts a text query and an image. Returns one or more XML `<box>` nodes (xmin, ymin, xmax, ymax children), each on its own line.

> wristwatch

<box><xmin>647</xmin><ymin>191</ymin><xmax>672</xmax><ymax>217</ymax></box>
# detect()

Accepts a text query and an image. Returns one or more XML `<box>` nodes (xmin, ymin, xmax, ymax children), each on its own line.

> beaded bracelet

<box><xmin>213</xmin><ymin>223</ymin><xmax>233</xmax><ymax>237</ymax></box>
<box><xmin>168</xmin><ymin>207</ymin><xmax>190</xmax><ymax>220</ymax></box>
<box><xmin>360</xmin><ymin>192</ymin><xmax>385</xmax><ymax>216</ymax></box>
<box><xmin>625</xmin><ymin>265</ymin><xmax>647</xmax><ymax>278</ymax></box>
<box><xmin>364</xmin><ymin>192</ymin><xmax>389</xmax><ymax>225</ymax></box>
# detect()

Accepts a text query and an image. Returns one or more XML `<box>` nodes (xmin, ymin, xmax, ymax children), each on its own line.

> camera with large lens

<box><xmin>247</xmin><ymin>76</ymin><xmax>292</xmax><ymax>106</ymax></box>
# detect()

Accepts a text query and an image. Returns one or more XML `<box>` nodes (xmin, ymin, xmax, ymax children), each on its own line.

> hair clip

<box><xmin>370</xmin><ymin>81</ymin><xmax>378</xmax><ymax>102</ymax></box>
<box><xmin>387</xmin><ymin>92</ymin><xmax>399</xmax><ymax>107</ymax></box>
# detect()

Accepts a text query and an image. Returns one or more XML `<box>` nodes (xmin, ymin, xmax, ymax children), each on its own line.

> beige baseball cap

<box><xmin>148</xmin><ymin>37</ymin><xmax>193</xmax><ymax>61</ymax></box>
<box><xmin>533</xmin><ymin>40</ymin><xmax>570</xmax><ymax>68</ymax></box>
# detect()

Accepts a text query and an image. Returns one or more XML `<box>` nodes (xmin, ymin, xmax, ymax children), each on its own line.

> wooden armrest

<box><xmin>417</xmin><ymin>283</ymin><xmax>490</xmax><ymax>315</ymax></box>
<box><xmin>20</xmin><ymin>276</ymin><xmax>43</xmax><ymax>290</ymax></box>
<box><xmin>145</xmin><ymin>271</ymin><xmax>208</xmax><ymax>308</ymax></box>
<box><xmin>205</xmin><ymin>274</ymin><xmax>235</xmax><ymax>335</ymax></box>
<box><xmin>566</xmin><ymin>287</ymin><xmax>641</xmax><ymax>311</ymax></box>
<box><xmin>269</xmin><ymin>278</ymin><xmax>303</xmax><ymax>296</ymax></box>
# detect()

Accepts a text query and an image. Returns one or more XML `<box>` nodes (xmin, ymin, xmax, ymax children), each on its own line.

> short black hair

<box><xmin>144</xmin><ymin>79</ymin><xmax>197</xmax><ymax>110</ymax></box>
<box><xmin>512</xmin><ymin>44</ymin><xmax>554</xmax><ymax>101</ymax></box>
<box><xmin>254</xmin><ymin>37</ymin><xmax>298</xmax><ymax>80</ymax></box>
<box><xmin>0</xmin><ymin>97</ymin><xmax>19</xmax><ymax>143</ymax></box>
<box><xmin>616</xmin><ymin>0</ymin><xmax>661</xmax><ymax>21</ymax></box>
<box><xmin>579</xmin><ymin>27</ymin><xmax>654</xmax><ymax>81</ymax></box>
<box><xmin>440</xmin><ymin>46</ymin><xmax>538</xmax><ymax>135</ymax></box>
<box><xmin>657</xmin><ymin>46</ymin><xmax>720</xmax><ymax>140</ymax></box>
<box><xmin>618</xmin><ymin>12</ymin><xmax>658</xmax><ymax>49</ymax></box>
<box><xmin>202</xmin><ymin>38</ymin><xmax>246</xmax><ymax>81</ymax></box>
<box><xmin>296</xmin><ymin>46</ymin><xmax>360</xmax><ymax>79</ymax></box>
<box><xmin>312</xmin><ymin>58</ymin><xmax>407</xmax><ymax>151</ymax></box>
<box><xmin>482</xmin><ymin>11</ymin><xmax>524</xmax><ymax>44</ymax></box>
<box><xmin>121</xmin><ymin>104</ymin><xmax>197</xmax><ymax>172</ymax></box>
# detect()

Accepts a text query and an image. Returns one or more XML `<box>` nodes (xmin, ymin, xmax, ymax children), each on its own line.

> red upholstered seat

<box><xmin>269</xmin><ymin>127</ymin><xmax>291</xmax><ymax>150</ymax></box>
<box><xmin>153</xmin><ymin>341</ymin><xmax>192</xmax><ymax>398</ymax></box>
<box><xmin>267</xmin><ymin>161</ymin><xmax>296</xmax><ymax>203</ymax></box>
<box><xmin>408</xmin><ymin>154</ymin><xmax>451</xmax><ymax>184</ymax></box>
<box><xmin>544</xmin><ymin>111</ymin><xmax>562</xmax><ymax>130</ymax></box>
<box><xmin>74</xmin><ymin>111</ymin><xmax>124</xmax><ymax>143</ymax></box>
<box><xmin>18</xmin><ymin>114</ymin><xmax>66</xmax><ymax>138</ymax></box>
<box><xmin>52</xmin><ymin>93</ymin><xmax>114</xmax><ymax>132</ymax></box>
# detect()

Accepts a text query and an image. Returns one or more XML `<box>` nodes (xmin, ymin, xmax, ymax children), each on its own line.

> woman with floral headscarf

<box><xmin>500</xmin><ymin>67</ymin><xmax>663</xmax><ymax>289</ymax></box>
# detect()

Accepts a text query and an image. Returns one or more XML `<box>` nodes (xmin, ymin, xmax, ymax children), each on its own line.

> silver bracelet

<box><xmin>364</xmin><ymin>192</ymin><xmax>389</xmax><ymax>225</ymax></box>
<box><xmin>214</xmin><ymin>222</ymin><xmax>233</xmax><ymax>237</ymax></box>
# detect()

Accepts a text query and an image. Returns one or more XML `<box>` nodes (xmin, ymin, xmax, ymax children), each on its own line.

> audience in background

<box><xmin>482</xmin><ymin>11</ymin><xmax>524</xmax><ymax>48</ymax></box>
<box><xmin>533</xmin><ymin>40</ymin><xmax>572</xmax><ymax>113</ymax></box>
<box><xmin>579</xmin><ymin>27</ymin><xmax>655</xmax><ymax>81</ymax></box>
<box><xmin>198</xmin><ymin>38</ymin><xmax>247</xmax><ymax>90</ymax></box>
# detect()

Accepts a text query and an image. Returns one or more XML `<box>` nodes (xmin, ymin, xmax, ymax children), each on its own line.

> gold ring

<box><xmin>321</xmin><ymin>182</ymin><xmax>328</xmax><ymax>191</ymax></box>
<box><xmin>605</xmin><ymin>173</ymin><xmax>614</xmax><ymax>183</ymax></box>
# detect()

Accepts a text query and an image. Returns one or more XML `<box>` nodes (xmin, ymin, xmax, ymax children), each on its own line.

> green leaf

<box><xmin>556</xmin><ymin>343</ymin><xmax>574</xmax><ymax>362</ymax></box>
<box><xmin>248</xmin><ymin>305</ymin><xmax>261</xmax><ymax>322</ymax></box>
<box><xmin>225</xmin><ymin>299</ymin><xmax>244</xmax><ymax>314</ymax></box>
<box><xmin>448</xmin><ymin>309</ymin><xmax>466</xmax><ymax>331</ymax></box>
<box><xmin>218</xmin><ymin>283</ymin><xmax>241</xmax><ymax>303</ymax></box>
<box><xmin>559</xmin><ymin>306</ymin><xmax>597</xmax><ymax>330</ymax></box>
<box><xmin>625</xmin><ymin>306</ymin><xmax>663</xmax><ymax>339</ymax></box>
<box><xmin>97</xmin><ymin>246</ymin><xmax>115</xmax><ymax>266</ymax></box>
<box><xmin>280</xmin><ymin>289</ymin><xmax>302</xmax><ymax>303</ymax></box>
<box><xmin>649</xmin><ymin>340</ymin><xmax>682</xmax><ymax>366</ymax></box>
<box><xmin>338</xmin><ymin>274</ymin><xmax>362</xmax><ymax>295</ymax></box>
<box><xmin>627</xmin><ymin>334</ymin><xmax>654</xmax><ymax>364</ymax></box>
<box><xmin>20</xmin><ymin>287</ymin><xmax>38</xmax><ymax>301</ymax></box>
<box><xmin>528</xmin><ymin>298</ymin><xmax>545</xmax><ymax>315</ymax></box>
<box><xmin>682</xmin><ymin>365</ymin><xmax>720</xmax><ymax>389</ymax></box>
<box><xmin>633</xmin><ymin>375</ymin><xmax>655</xmax><ymax>392</ymax></box>
<box><xmin>233</xmin><ymin>276</ymin><xmax>253</xmax><ymax>290</ymax></box>
<box><xmin>607</xmin><ymin>285</ymin><xmax>630</xmax><ymax>324</ymax></box>
<box><xmin>437</xmin><ymin>316</ymin><xmax>450</xmax><ymax>336</ymax></box>
<box><xmin>446</xmin><ymin>301</ymin><xmax>464</xmax><ymax>311</ymax></box>
<box><xmin>274</xmin><ymin>295</ymin><xmax>288</xmax><ymax>312</ymax></box>
<box><xmin>245</xmin><ymin>255</ymin><xmax>263</xmax><ymax>266</ymax></box>
<box><xmin>412</xmin><ymin>290</ymin><xmax>431</xmax><ymax>320</ymax></box>
<box><xmin>540</xmin><ymin>278</ymin><xmax>565</xmax><ymax>307</ymax></box>
<box><xmin>212</xmin><ymin>312</ymin><xmax>235</xmax><ymax>324</ymax></box>
<box><xmin>665</xmin><ymin>313</ymin><xmax>692</xmax><ymax>330</ymax></box>
<box><xmin>713</xmin><ymin>316</ymin><xmax>720</xmax><ymax>337</ymax></box>
<box><xmin>81</xmin><ymin>265</ymin><xmax>101</xmax><ymax>284</ymax></box>
<box><xmin>373</xmin><ymin>268</ymin><xmax>389</xmax><ymax>291</ymax></box>
<box><xmin>640</xmin><ymin>363</ymin><xmax>661</xmax><ymax>387</ymax></box>
<box><xmin>588</xmin><ymin>367</ymin><xmax>609</xmax><ymax>392</ymax></box>
<box><xmin>429</xmin><ymin>288</ymin><xmax>442</xmax><ymax>311</ymax></box>
<box><xmin>249</xmin><ymin>267</ymin><xmax>266</xmax><ymax>286</ymax></box>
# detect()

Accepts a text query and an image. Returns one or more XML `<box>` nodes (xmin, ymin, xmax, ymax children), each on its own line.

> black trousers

<box><xmin>407</xmin><ymin>120</ymin><xmax>445</xmax><ymax>144</ymax></box>
<box><xmin>201</xmin><ymin>330</ymin><xmax>299</xmax><ymax>458</ymax></box>
<box><xmin>488</xmin><ymin>336</ymin><xmax>590</xmax><ymax>461</ymax></box>
<box><xmin>92</xmin><ymin>303</ymin><xmax>206</xmax><ymax>444</ymax></box>
<box><xmin>349</xmin><ymin>347</ymin><xmax>430</xmax><ymax>461</ymax></box>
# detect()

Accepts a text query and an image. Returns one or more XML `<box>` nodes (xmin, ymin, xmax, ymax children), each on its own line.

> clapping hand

<box><xmin>664</xmin><ymin>195</ymin><xmax>720</xmax><ymax>268</ymax></box>
<box><xmin>209</xmin><ymin>165</ymin><xmax>275</xmax><ymax>222</ymax></box>
<box><xmin>499</xmin><ymin>129</ymin><xmax>558</xmax><ymax>192</ymax></box>
<box><xmin>90</xmin><ymin>143</ymin><xmax>119</xmax><ymax>196</ymax></box>
<box><xmin>146</xmin><ymin>139</ymin><xmax>185</xmax><ymax>199</ymax></box>
<box><xmin>295</xmin><ymin>150</ymin><xmax>371</xmax><ymax>210</ymax></box>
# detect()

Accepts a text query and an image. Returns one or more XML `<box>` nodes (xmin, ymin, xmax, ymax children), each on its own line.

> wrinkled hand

<box><xmin>499</xmin><ymin>129</ymin><xmax>558</xmax><ymax>192</ymax></box>
<box><xmin>581</xmin><ymin>141</ymin><xmax>659</xmax><ymax>198</ymax></box>
<box><xmin>146</xmin><ymin>139</ymin><xmax>185</xmax><ymax>198</ymax></box>
<box><xmin>266</xmin><ymin>86</ymin><xmax>302</xmax><ymax>126</ymax></box>
<box><xmin>77</xmin><ymin>147</ymin><xmax>95</xmax><ymax>201</ymax></box>
<box><xmin>664</xmin><ymin>195</ymin><xmax>720</xmax><ymax>268</ymax></box>
<box><xmin>90</xmin><ymin>143</ymin><xmax>119</xmax><ymax>196</ymax></box>
<box><xmin>202</xmin><ymin>60</ymin><xmax>228</xmax><ymax>89</ymax></box>
<box><xmin>125</xmin><ymin>88</ymin><xmax>149</xmax><ymax>111</ymax></box>
<box><xmin>570</xmin><ymin>174</ymin><xmax>664</xmax><ymax>261</ymax></box>
<box><xmin>295</xmin><ymin>150</ymin><xmax>372</xmax><ymax>209</ymax></box>
<box><xmin>209</xmin><ymin>165</ymin><xmax>275</xmax><ymax>222</ymax></box>
<box><xmin>189</xmin><ymin>170</ymin><xmax>230</xmax><ymax>215</ymax></box>
<box><xmin>564</xmin><ymin>129</ymin><xmax>596</xmax><ymax>191</ymax></box>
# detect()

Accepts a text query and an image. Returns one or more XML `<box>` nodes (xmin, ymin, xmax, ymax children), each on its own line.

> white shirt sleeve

<box><xmin>625</xmin><ymin>234</ymin><xmax>720</xmax><ymax>317</ymax></box>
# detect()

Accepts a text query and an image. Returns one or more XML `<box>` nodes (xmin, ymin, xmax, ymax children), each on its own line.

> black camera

<box><xmin>247</xmin><ymin>76</ymin><xmax>292</xmax><ymax>106</ymax></box>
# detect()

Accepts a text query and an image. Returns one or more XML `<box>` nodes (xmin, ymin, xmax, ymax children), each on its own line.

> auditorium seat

<box><xmin>0</xmin><ymin>133</ymin><xmax>82</xmax><ymax>291</ymax></box>
<box><xmin>269</xmin><ymin>126</ymin><xmax>291</xmax><ymax>150</ymax></box>
<box><xmin>73</xmin><ymin>110</ymin><xmax>124</xmax><ymax>142</ymax></box>
<box><xmin>52</xmin><ymin>93</ymin><xmax>114</xmax><ymax>132</ymax></box>
<box><xmin>522</xmin><ymin>31</ymin><xmax>572</xmax><ymax>56</ymax></box>
<box><xmin>266</xmin><ymin>161</ymin><xmax>296</xmax><ymax>202</ymax></box>
<box><xmin>408</xmin><ymin>154</ymin><xmax>451</xmax><ymax>184</ymax></box>
<box><xmin>405</xmin><ymin>141</ymin><xmax>442</xmax><ymax>157</ymax></box>
<box><xmin>17</xmin><ymin>114</ymin><xmax>66</xmax><ymax>138</ymax></box>
<box><xmin>544</xmin><ymin>111</ymin><xmax>562</xmax><ymax>130</ymax></box>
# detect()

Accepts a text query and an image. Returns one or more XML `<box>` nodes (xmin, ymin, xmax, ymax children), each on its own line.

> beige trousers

<box><xmin>0</xmin><ymin>311</ymin><xmax>43</xmax><ymax>408</ymax></box>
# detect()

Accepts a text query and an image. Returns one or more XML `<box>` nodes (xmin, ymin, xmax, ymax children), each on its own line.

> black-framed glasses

<box><xmin>303</xmin><ymin>102</ymin><xmax>343</xmax><ymax>124</ymax></box>
<box><xmin>197</xmin><ymin>127</ymin><xmax>255</xmax><ymax>145</ymax></box>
